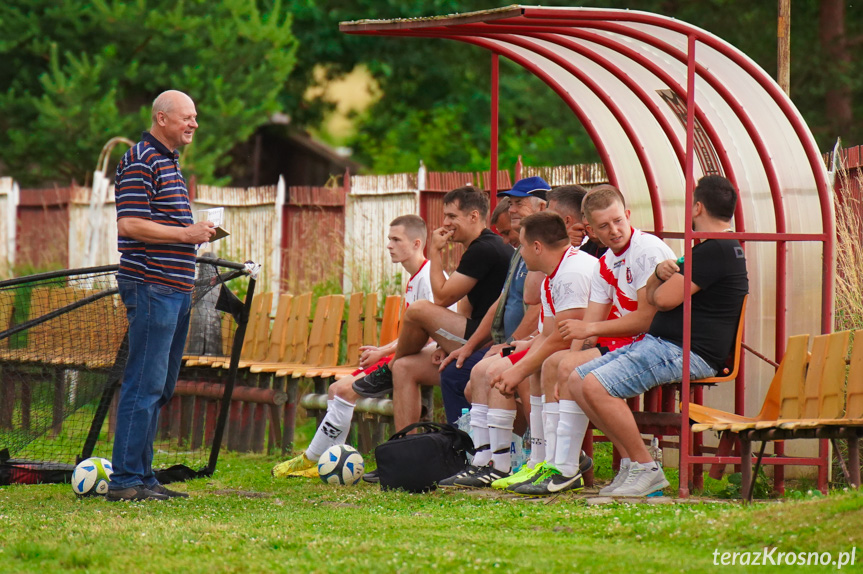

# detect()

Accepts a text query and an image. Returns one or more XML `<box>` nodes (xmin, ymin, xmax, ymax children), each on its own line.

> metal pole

<box><xmin>490</xmin><ymin>52</ymin><xmax>499</xmax><ymax>212</ymax></box>
<box><xmin>679</xmin><ymin>34</ymin><xmax>698</xmax><ymax>499</ymax></box>
<box><xmin>777</xmin><ymin>0</ymin><xmax>791</xmax><ymax>95</ymax></box>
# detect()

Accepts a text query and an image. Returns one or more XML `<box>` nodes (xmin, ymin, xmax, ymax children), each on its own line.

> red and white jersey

<box><xmin>541</xmin><ymin>246</ymin><xmax>597</xmax><ymax>320</ymax></box>
<box><xmin>405</xmin><ymin>260</ymin><xmax>456</xmax><ymax>311</ymax></box>
<box><xmin>590</xmin><ymin>228</ymin><xmax>675</xmax><ymax>320</ymax></box>
<box><xmin>405</xmin><ymin>260</ymin><xmax>432</xmax><ymax>307</ymax></box>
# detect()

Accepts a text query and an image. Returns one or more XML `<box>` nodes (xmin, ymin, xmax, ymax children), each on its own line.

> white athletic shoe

<box><xmin>609</xmin><ymin>462</ymin><xmax>669</xmax><ymax>497</ymax></box>
<box><xmin>598</xmin><ymin>460</ymin><xmax>631</xmax><ymax>495</ymax></box>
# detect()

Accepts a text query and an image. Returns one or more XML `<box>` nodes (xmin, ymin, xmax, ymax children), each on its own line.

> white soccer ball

<box><xmin>317</xmin><ymin>445</ymin><xmax>364</xmax><ymax>486</ymax></box>
<box><xmin>71</xmin><ymin>457</ymin><xmax>114</xmax><ymax>496</ymax></box>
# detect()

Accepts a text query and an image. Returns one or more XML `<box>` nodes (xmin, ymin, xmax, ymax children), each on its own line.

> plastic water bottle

<box><xmin>648</xmin><ymin>437</ymin><xmax>663</xmax><ymax>467</ymax></box>
<box><xmin>509</xmin><ymin>433</ymin><xmax>526</xmax><ymax>472</ymax></box>
<box><xmin>456</xmin><ymin>408</ymin><xmax>473</xmax><ymax>463</ymax></box>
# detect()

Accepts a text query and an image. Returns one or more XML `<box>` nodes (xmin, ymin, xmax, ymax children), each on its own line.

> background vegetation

<box><xmin>2</xmin><ymin>1</ymin><xmax>861</xmax><ymax>186</ymax></box>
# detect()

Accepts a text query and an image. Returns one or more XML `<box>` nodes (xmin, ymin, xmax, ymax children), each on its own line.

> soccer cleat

<box><xmin>510</xmin><ymin>464</ymin><xmax>561</xmax><ymax>496</ymax></box>
<box><xmin>503</xmin><ymin>462</ymin><xmax>550</xmax><ymax>492</ymax></box>
<box><xmin>598</xmin><ymin>461</ymin><xmax>631</xmax><ymax>495</ymax></box>
<box><xmin>512</xmin><ymin>465</ymin><xmax>584</xmax><ymax>496</ymax></box>
<box><xmin>438</xmin><ymin>465</ymin><xmax>482</xmax><ymax>487</ymax></box>
<box><xmin>352</xmin><ymin>363</ymin><xmax>394</xmax><ymax>398</ymax></box>
<box><xmin>288</xmin><ymin>465</ymin><xmax>320</xmax><ymax>478</ymax></box>
<box><xmin>546</xmin><ymin>472</ymin><xmax>584</xmax><ymax>494</ymax></box>
<box><xmin>578</xmin><ymin>451</ymin><xmax>594</xmax><ymax>475</ymax></box>
<box><xmin>452</xmin><ymin>464</ymin><xmax>510</xmax><ymax>488</ymax></box>
<box><xmin>272</xmin><ymin>452</ymin><xmax>316</xmax><ymax>478</ymax></box>
<box><xmin>491</xmin><ymin>462</ymin><xmax>541</xmax><ymax>490</ymax></box>
<box><xmin>609</xmin><ymin>462</ymin><xmax>670</xmax><ymax>497</ymax></box>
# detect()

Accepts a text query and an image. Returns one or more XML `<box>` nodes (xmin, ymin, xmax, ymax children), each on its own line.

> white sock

<box><xmin>487</xmin><ymin>408</ymin><xmax>516</xmax><ymax>472</ymax></box>
<box><xmin>543</xmin><ymin>401</ymin><xmax>560</xmax><ymax>464</ymax></box>
<box><xmin>528</xmin><ymin>395</ymin><xmax>545</xmax><ymax>467</ymax></box>
<box><xmin>555</xmin><ymin>400</ymin><xmax>589</xmax><ymax>477</ymax></box>
<box><xmin>469</xmin><ymin>404</ymin><xmax>491</xmax><ymax>467</ymax></box>
<box><xmin>306</xmin><ymin>395</ymin><xmax>354</xmax><ymax>460</ymax></box>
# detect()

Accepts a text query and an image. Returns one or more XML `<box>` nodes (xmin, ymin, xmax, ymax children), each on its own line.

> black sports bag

<box><xmin>375</xmin><ymin>421</ymin><xmax>475</xmax><ymax>493</ymax></box>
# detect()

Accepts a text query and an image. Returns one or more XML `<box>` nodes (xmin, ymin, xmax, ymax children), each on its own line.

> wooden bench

<box><xmin>691</xmin><ymin>331</ymin><xmax>862</xmax><ymax>500</ymax></box>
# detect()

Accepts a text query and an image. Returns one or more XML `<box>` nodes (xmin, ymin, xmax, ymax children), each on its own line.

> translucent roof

<box><xmin>341</xmin><ymin>5</ymin><xmax>834</xmax><ymax>351</ymax></box>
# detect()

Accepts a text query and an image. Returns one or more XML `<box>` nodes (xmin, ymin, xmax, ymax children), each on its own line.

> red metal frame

<box><xmin>490</xmin><ymin>53</ymin><xmax>499</xmax><ymax>211</ymax></box>
<box><xmin>341</xmin><ymin>6</ymin><xmax>835</xmax><ymax>498</ymax></box>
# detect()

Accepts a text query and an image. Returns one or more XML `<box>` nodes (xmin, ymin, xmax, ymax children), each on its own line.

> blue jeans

<box><xmin>109</xmin><ymin>280</ymin><xmax>192</xmax><ymax>490</ymax></box>
<box><xmin>575</xmin><ymin>334</ymin><xmax>716</xmax><ymax>399</ymax></box>
<box><xmin>440</xmin><ymin>348</ymin><xmax>486</xmax><ymax>423</ymax></box>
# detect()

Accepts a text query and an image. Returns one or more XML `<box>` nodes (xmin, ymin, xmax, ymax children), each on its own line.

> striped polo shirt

<box><xmin>115</xmin><ymin>132</ymin><xmax>196</xmax><ymax>292</ymax></box>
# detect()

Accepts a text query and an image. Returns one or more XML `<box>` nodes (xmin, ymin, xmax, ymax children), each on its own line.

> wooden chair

<box><xmin>689</xmin><ymin>334</ymin><xmax>811</xmax><ymax>432</ymax></box>
<box><xmin>691</xmin><ymin>332</ymin><xmax>853</xmax><ymax>499</ymax></box>
<box><xmin>183</xmin><ymin>292</ymin><xmax>265</xmax><ymax>367</ymax></box>
<box><xmin>305</xmin><ymin>292</ymin><xmax>373</xmax><ymax>379</ymax></box>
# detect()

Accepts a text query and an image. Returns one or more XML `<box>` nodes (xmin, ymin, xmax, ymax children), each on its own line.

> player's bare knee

<box><xmin>332</xmin><ymin>378</ymin><xmax>355</xmax><ymax>401</ymax></box>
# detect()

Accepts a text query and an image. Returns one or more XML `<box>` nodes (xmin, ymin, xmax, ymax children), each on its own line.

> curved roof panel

<box><xmin>341</xmin><ymin>6</ymin><xmax>834</xmax><ymax>341</ymax></box>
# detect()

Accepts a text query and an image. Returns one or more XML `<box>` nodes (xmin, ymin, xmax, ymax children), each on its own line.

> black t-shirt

<box><xmin>455</xmin><ymin>229</ymin><xmax>514</xmax><ymax>322</ymax></box>
<box><xmin>648</xmin><ymin>239</ymin><xmax>749</xmax><ymax>371</ymax></box>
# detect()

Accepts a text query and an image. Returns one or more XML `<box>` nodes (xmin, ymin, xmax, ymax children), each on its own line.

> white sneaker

<box><xmin>609</xmin><ymin>462</ymin><xmax>669</xmax><ymax>497</ymax></box>
<box><xmin>598</xmin><ymin>460</ymin><xmax>630</xmax><ymax>495</ymax></box>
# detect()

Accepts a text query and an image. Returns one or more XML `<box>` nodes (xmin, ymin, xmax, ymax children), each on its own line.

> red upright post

<box><xmin>490</xmin><ymin>52</ymin><xmax>499</xmax><ymax>213</ymax></box>
<box><xmin>679</xmin><ymin>34</ymin><xmax>698</xmax><ymax>499</ymax></box>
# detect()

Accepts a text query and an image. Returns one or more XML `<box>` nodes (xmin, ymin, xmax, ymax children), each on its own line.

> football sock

<box><xmin>469</xmin><ymin>404</ymin><xmax>492</xmax><ymax>467</ymax></box>
<box><xmin>528</xmin><ymin>395</ymin><xmax>545</xmax><ymax>467</ymax></box>
<box><xmin>543</xmin><ymin>401</ymin><xmax>560</xmax><ymax>464</ymax></box>
<box><xmin>487</xmin><ymin>408</ymin><xmax>517</xmax><ymax>472</ymax></box>
<box><xmin>306</xmin><ymin>395</ymin><xmax>355</xmax><ymax>460</ymax></box>
<box><xmin>555</xmin><ymin>400</ymin><xmax>588</xmax><ymax>477</ymax></box>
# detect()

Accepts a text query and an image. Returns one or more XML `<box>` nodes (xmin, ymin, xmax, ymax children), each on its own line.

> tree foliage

<box><xmin>1</xmin><ymin>1</ymin><xmax>861</xmax><ymax>185</ymax></box>
<box><xmin>0</xmin><ymin>0</ymin><xmax>297</xmax><ymax>186</ymax></box>
<box><xmin>292</xmin><ymin>0</ymin><xmax>863</xmax><ymax>175</ymax></box>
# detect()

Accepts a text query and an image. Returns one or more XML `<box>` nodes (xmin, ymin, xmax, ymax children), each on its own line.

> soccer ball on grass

<box><xmin>71</xmin><ymin>457</ymin><xmax>113</xmax><ymax>496</ymax></box>
<box><xmin>317</xmin><ymin>445</ymin><xmax>364</xmax><ymax>486</ymax></box>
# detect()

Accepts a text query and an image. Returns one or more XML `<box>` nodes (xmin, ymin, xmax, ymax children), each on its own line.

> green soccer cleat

<box><xmin>494</xmin><ymin>461</ymin><xmax>548</xmax><ymax>491</ymax></box>
<box><xmin>272</xmin><ymin>452</ymin><xmax>316</xmax><ymax>478</ymax></box>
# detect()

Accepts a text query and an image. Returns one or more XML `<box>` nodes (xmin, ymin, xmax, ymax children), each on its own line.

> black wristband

<box><xmin>654</xmin><ymin>266</ymin><xmax>663</xmax><ymax>281</ymax></box>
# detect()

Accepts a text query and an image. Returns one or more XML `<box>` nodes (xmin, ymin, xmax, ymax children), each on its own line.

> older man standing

<box><xmin>108</xmin><ymin>90</ymin><xmax>216</xmax><ymax>501</ymax></box>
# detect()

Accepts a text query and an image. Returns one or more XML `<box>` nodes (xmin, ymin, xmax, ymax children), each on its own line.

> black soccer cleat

<box><xmin>438</xmin><ymin>465</ymin><xmax>482</xmax><ymax>488</ymax></box>
<box><xmin>452</xmin><ymin>464</ymin><xmax>510</xmax><ymax>489</ymax></box>
<box><xmin>352</xmin><ymin>363</ymin><xmax>394</xmax><ymax>398</ymax></box>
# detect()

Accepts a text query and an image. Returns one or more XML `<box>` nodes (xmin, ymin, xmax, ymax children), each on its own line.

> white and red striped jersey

<box><xmin>590</xmin><ymin>228</ymin><xmax>675</xmax><ymax>321</ymax></box>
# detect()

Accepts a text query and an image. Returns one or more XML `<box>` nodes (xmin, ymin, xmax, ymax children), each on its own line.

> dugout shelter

<box><xmin>340</xmin><ymin>5</ymin><xmax>835</xmax><ymax>497</ymax></box>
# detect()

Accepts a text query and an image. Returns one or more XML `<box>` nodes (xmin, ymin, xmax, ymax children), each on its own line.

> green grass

<box><xmin>1</xmin><ymin>448</ymin><xmax>861</xmax><ymax>573</ymax></box>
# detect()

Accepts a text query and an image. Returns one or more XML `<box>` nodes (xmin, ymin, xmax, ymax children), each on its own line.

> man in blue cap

<box><xmin>435</xmin><ymin>176</ymin><xmax>551</xmax><ymax>424</ymax></box>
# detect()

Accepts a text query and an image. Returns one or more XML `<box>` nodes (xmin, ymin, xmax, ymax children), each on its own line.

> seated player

<box><xmin>536</xmin><ymin>184</ymin><xmax>675</xmax><ymax>492</ymax></box>
<box><xmin>353</xmin><ymin>187</ymin><xmax>513</xmax><ymax>409</ymax></box>
<box><xmin>439</xmin><ymin>210</ymin><xmax>597</xmax><ymax>489</ymax></box>
<box><xmin>564</xmin><ymin>175</ymin><xmax>748</xmax><ymax>497</ymax></box>
<box><xmin>272</xmin><ymin>215</ymin><xmax>448</xmax><ymax>478</ymax></box>
<box><xmin>491</xmin><ymin>197</ymin><xmax>520</xmax><ymax>247</ymax></box>
<box><xmin>435</xmin><ymin>177</ymin><xmax>552</xmax><ymax>423</ymax></box>
<box><xmin>439</xmin><ymin>187</ymin><xmax>596</xmax><ymax>490</ymax></box>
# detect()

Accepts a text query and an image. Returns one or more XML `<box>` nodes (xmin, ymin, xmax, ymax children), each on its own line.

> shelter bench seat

<box><xmin>691</xmin><ymin>330</ymin><xmax>863</xmax><ymax>500</ymax></box>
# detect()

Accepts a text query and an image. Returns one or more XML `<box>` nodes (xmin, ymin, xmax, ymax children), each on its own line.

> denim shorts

<box><xmin>574</xmin><ymin>334</ymin><xmax>716</xmax><ymax>399</ymax></box>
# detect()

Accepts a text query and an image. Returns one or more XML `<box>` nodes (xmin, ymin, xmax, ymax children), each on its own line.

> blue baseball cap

<box><xmin>497</xmin><ymin>176</ymin><xmax>551</xmax><ymax>201</ymax></box>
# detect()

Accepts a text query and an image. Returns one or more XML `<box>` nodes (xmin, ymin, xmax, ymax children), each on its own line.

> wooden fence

<box><xmin>6</xmin><ymin>152</ymin><xmax>860</xmax><ymax>297</ymax></box>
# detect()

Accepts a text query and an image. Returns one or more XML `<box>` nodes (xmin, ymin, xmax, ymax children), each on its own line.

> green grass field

<box><xmin>1</xmin><ymin>446</ymin><xmax>861</xmax><ymax>574</ymax></box>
